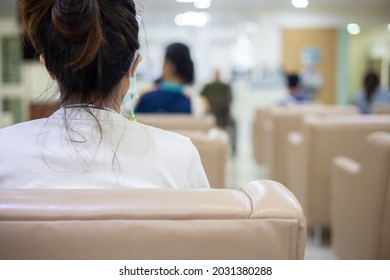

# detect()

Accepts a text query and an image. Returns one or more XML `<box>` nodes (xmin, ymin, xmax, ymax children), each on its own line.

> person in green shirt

<box><xmin>201</xmin><ymin>69</ymin><xmax>237</xmax><ymax>155</ymax></box>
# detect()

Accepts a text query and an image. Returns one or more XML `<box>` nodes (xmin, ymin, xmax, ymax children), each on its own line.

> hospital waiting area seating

<box><xmin>330</xmin><ymin>132</ymin><xmax>390</xmax><ymax>260</ymax></box>
<box><xmin>252</xmin><ymin>104</ymin><xmax>390</xmax><ymax>259</ymax></box>
<box><xmin>0</xmin><ymin>180</ymin><xmax>306</xmax><ymax>260</ymax></box>
<box><xmin>285</xmin><ymin>115</ymin><xmax>390</xmax><ymax>228</ymax></box>
<box><xmin>252</xmin><ymin>104</ymin><xmax>358</xmax><ymax>185</ymax></box>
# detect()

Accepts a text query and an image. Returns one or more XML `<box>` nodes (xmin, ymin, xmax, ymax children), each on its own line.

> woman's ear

<box><xmin>39</xmin><ymin>54</ymin><xmax>56</xmax><ymax>80</ymax></box>
<box><xmin>129</xmin><ymin>53</ymin><xmax>142</xmax><ymax>77</ymax></box>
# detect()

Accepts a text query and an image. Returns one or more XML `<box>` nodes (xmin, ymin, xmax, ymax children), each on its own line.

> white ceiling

<box><xmin>1</xmin><ymin>0</ymin><xmax>389</xmax><ymax>27</ymax></box>
<box><xmin>138</xmin><ymin>0</ymin><xmax>390</xmax><ymax>27</ymax></box>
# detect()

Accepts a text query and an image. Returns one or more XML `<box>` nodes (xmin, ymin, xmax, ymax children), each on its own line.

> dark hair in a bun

<box><xmin>165</xmin><ymin>42</ymin><xmax>194</xmax><ymax>85</ymax></box>
<box><xmin>19</xmin><ymin>0</ymin><xmax>140</xmax><ymax>105</ymax></box>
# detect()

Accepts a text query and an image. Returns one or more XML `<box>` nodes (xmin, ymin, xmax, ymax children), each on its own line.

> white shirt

<box><xmin>0</xmin><ymin>107</ymin><xmax>210</xmax><ymax>189</ymax></box>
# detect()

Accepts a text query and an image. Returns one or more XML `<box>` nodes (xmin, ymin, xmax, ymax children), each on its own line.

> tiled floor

<box><xmin>305</xmin><ymin>237</ymin><xmax>338</xmax><ymax>260</ymax></box>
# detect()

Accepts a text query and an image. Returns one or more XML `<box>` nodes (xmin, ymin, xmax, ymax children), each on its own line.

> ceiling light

<box><xmin>291</xmin><ymin>0</ymin><xmax>309</xmax><ymax>9</ymax></box>
<box><xmin>176</xmin><ymin>0</ymin><xmax>212</xmax><ymax>9</ymax></box>
<box><xmin>347</xmin><ymin>23</ymin><xmax>360</xmax><ymax>35</ymax></box>
<box><xmin>175</xmin><ymin>12</ymin><xmax>211</xmax><ymax>27</ymax></box>
<box><xmin>194</xmin><ymin>0</ymin><xmax>212</xmax><ymax>9</ymax></box>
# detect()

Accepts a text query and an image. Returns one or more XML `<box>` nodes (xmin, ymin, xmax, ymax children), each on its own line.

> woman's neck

<box><xmin>65</xmin><ymin>98</ymin><xmax>120</xmax><ymax>113</ymax></box>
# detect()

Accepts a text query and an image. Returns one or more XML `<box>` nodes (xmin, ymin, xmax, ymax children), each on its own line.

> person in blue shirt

<box><xmin>279</xmin><ymin>73</ymin><xmax>308</xmax><ymax>106</ymax></box>
<box><xmin>136</xmin><ymin>42</ymin><xmax>194</xmax><ymax>114</ymax></box>
<box><xmin>355</xmin><ymin>71</ymin><xmax>390</xmax><ymax>114</ymax></box>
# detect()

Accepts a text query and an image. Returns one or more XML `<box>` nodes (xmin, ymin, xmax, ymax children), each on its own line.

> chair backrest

<box><xmin>137</xmin><ymin>114</ymin><xmax>216</xmax><ymax>133</ymax></box>
<box><xmin>0</xmin><ymin>180</ymin><xmax>306</xmax><ymax>260</ymax></box>
<box><xmin>359</xmin><ymin>132</ymin><xmax>390</xmax><ymax>259</ymax></box>
<box><xmin>373</xmin><ymin>105</ymin><xmax>390</xmax><ymax>115</ymax></box>
<box><xmin>174</xmin><ymin>129</ymin><xmax>229</xmax><ymax>188</ymax></box>
<box><xmin>267</xmin><ymin>105</ymin><xmax>358</xmax><ymax>185</ymax></box>
<box><xmin>300</xmin><ymin>115</ymin><xmax>390</xmax><ymax>226</ymax></box>
<box><xmin>330</xmin><ymin>132</ymin><xmax>390</xmax><ymax>259</ymax></box>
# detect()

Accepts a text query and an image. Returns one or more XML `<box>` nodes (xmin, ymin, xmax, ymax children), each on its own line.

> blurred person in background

<box><xmin>279</xmin><ymin>73</ymin><xmax>307</xmax><ymax>106</ymax></box>
<box><xmin>355</xmin><ymin>71</ymin><xmax>390</xmax><ymax>114</ymax></box>
<box><xmin>136</xmin><ymin>42</ymin><xmax>208</xmax><ymax>114</ymax></box>
<box><xmin>201</xmin><ymin>69</ymin><xmax>237</xmax><ymax>155</ymax></box>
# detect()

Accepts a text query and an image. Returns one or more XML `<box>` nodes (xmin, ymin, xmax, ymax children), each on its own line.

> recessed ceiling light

<box><xmin>176</xmin><ymin>0</ymin><xmax>213</xmax><ymax>9</ymax></box>
<box><xmin>194</xmin><ymin>0</ymin><xmax>212</xmax><ymax>9</ymax></box>
<box><xmin>347</xmin><ymin>23</ymin><xmax>360</xmax><ymax>35</ymax></box>
<box><xmin>175</xmin><ymin>11</ymin><xmax>211</xmax><ymax>27</ymax></box>
<box><xmin>291</xmin><ymin>0</ymin><xmax>309</xmax><ymax>9</ymax></box>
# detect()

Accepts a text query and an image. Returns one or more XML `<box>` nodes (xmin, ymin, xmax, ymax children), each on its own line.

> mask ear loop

<box><xmin>128</xmin><ymin>76</ymin><xmax>138</xmax><ymax>121</ymax></box>
<box><xmin>125</xmin><ymin>51</ymin><xmax>139</xmax><ymax>121</ymax></box>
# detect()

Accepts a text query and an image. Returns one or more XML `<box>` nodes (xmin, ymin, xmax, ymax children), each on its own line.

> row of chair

<box><xmin>252</xmin><ymin>104</ymin><xmax>390</xmax><ymax>259</ymax></box>
<box><xmin>253</xmin><ymin>104</ymin><xmax>358</xmax><ymax>184</ymax></box>
<box><xmin>286</xmin><ymin>114</ymin><xmax>390</xmax><ymax>227</ymax></box>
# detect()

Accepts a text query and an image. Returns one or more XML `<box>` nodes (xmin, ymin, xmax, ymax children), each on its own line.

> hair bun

<box><xmin>51</xmin><ymin>0</ymin><xmax>103</xmax><ymax>70</ymax></box>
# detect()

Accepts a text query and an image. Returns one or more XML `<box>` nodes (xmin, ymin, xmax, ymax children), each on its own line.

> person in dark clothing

<box><xmin>279</xmin><ymin>73</ymin><xmax>307</xmax><ymax>106</ymax></box>
<box><xmin>136</xmin><ymin>42</ymin><xmax>194</xmax><ymax>114</ymax></box>
<box><xmin>201</xmin><ymin>69</ymin><xmax>237</xmax><ymax>155</ymax></box>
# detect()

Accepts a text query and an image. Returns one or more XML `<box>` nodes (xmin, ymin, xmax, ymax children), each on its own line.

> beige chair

<box><xmin>252</xmin><ymin>104</ymin><xmax>323</xmax><ymax>169</ymax></box>
<box><xmin>263</xmin><ymin>105</ymin><xmax>357</xmax><ymax>185</ymax></box>
<box><xmin>286</xmin><ymin>115</ymin><xmax>390</xmax><ymax>228</ymax></box>
<box><xmin>330</xmin><ymin>132</ymin><xmax>390</xmax><ymax>259</ymax></box>
<box><xmin>373</xmin><ymin>105</ymin><xmax>390</xmax><ymax>115</ymax></box>
<box><xmin>175</xmin><ymin>129</ymin><xmax>229</xmax><ymax>188</ymax></box>
<box><xmin>137</xmin><ymin>114</ymin><xmax>216</xmax><ymax>133</ymax></box>
<box><xmin>252</xmin><ymin>106</ymin><xmax>274</xmax><ymax>166</ymax></box>
<box><xmin>0</xmin><ymin>180</ymin><xmax>306</xmax><ymax>260</ymax></box>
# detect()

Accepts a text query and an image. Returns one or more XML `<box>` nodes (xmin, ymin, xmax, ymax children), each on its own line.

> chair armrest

<box><xmin>288</xmin><ymin>131</ymin><xmax>303</xmax><ymax>146</ymax></box>
<box><xmin>285</xmin><ymin>132</ymin><xmax>307</xmax><ymax>212</ymax></box>
<box><xmin>332</xmin><ymin>156</ymin><xmax>360</xmax><ymax>175</ymax></box>
<box><xmin>330</xmin><ymin>156</ymin><xmax>361</xmax><ymax>215</ymax></box>
<box><xmin>330</xmin><ymin>156</ymin><xmax>361</xmax><ymax>258</ymax></box>
<box><xmin>331</xmin><ymin>156</ymin><xmax>361</xmax><ymax>211</ymax></box>
<box><xmin>240</xmin><ymin>180</ymin><xmax>306</xmax><ymax>259</ymax></box>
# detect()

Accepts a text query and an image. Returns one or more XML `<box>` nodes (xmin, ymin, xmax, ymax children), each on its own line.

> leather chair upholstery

<box><xmin>252</xmin><ymin>105</ymin><xmax>357</xmax><ymax>185</ymax></box>
<box><xmin>373</xmin><ymin>105</ymin><xmax>390</xmax><ymax>115</ymax></box>
<box><xmin>286</xmin><ymin>115</ymin><xmax>390</xmax><ymax>227</ymax></box>
<box><xmin>0</xmin><ymin>180</ymin><xmax>306</xmax><ymax>260</ymax></box>
<box><xmin>330</xmin><ymin>132</ymin><xmax>390</xmax><ymax>259</ymax></box>
<box><xmin>137</xmin><ymin>114</ymin><xmax>216</xmax><ymax>133</ymax></box>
